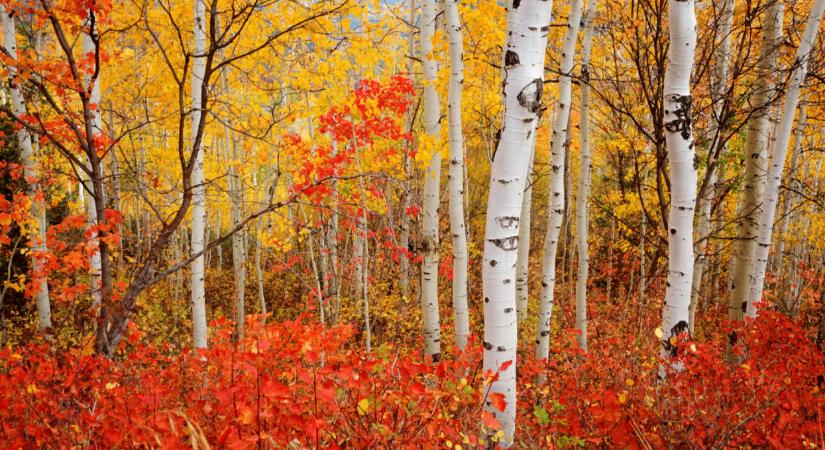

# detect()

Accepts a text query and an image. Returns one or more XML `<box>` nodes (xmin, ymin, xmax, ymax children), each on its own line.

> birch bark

<box><xmin>747</xmin><ymin>0</ymin><xmax>825</xmax><ymax>318</ymax></box>
<box><xmin>1</xmin><ymin>5</ymin><xmax>51</xmax><ymax>330</ymax></box>
<box><xmin>536</xmin><ymin>0</ymin><xmax>583</xmax><ymax>361</ymax></box>
<box><xmin>659</xmin><ymin>0</ymin><xmax>697</xmax><ymax>370</ymax></box>
<box><xmin>420</xmin><ymin>0</ymin><xmax>442</xmax><ymax>362</ymax></box>
<box><xmin>190</xmin><ymin>0</ymin><xmax>208</xmax><ymax>349</ymax></box>
<box><xmin>444</xmin><ymin>0</ymin><xmax>470</xmax><ymax>350</ymax></box>
<box><xmin>482</xmin><ymin>0</ymin><xmax>553</xmax><ymax>444</ymax></box>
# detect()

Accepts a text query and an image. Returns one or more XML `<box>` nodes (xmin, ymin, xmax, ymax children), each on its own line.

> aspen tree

<box><xmin>728</xmin><ymin>0</ymin><xmax>783</xmax><ymax>325</ymax></box>
<box><xmin>773</xmin><ymin>99</ymin><xmax>806</xmax><ymax>278</ymax></box>
<box><xmin>399</xmin><ymin>0</ymin><xmax>416</xmax><ymax>303</ymax></box>
<box><xmin>515</xmin><ymin>145</ymin><xmax>535</xmax><ymax>321</ymax></box>
<box><xmin>659</xmin><ymin>0</ymin><xmax>697</xmax><ymax>370</ymax></box>
<box><xmin>747</xmin><ymin>0</ymin><xmax>825</xmax><ymax>318</ymax></box>
<box><xmin>1</xmin><ymin>5</ymin><xmax>51</xmax><ymax>330</ymax></box>
<box><xmin>482</xmin><ymin>0</ymin><xmax>553</xmax><ymax>444</ymax></box>
<box><xmin>688</xmin><ymin>0</ymin><xmax>734</xmax><ymax>334</ymax></box>
<box><xmin>444</xmin><ymin>0</ymin><xmax>470</xmax><ymax>350</ymax></box>
<box><xmin>536</xmin><ymin>0</ymin><xmax>583</xmax><ymax>361</ymax></box>
<box><xmin>420</xmin><ymin>0</ymin><xmax>442</xmax><ymax>362</ymax></box>
<box><xmin>575</xmin><ymin>0</ymin><xmax>598</xmax><ymax>352</ymax></box>
<box><xmin>82</xmin><ymin>19</ymin><xmax>104</xmax><ymax>309</ymax></box>
<box><xmin>190</xmin><ymin>0</ymin><xmax>208</xmax><ymax>349</ymax></box>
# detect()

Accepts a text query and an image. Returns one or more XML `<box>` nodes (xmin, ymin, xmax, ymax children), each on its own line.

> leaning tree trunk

<box><xmin>420</xmin><ymin>0</ymin><xmax>442</xmax><ymax>362</ymax></box>
<box><xmin>190</xmin><ymin>0</ymin><xmax>208</xmax><ymax>349</ymax></box>
<box><xmin>575</xmin><ymin>0</ymin><xmax>598</xmax><ymax>353</ymax></box>
<box><xmin>772</xmin><ymin>99</ymin><xmax>806</xmax><ymax>278</ymax></box>
<box><xmin>728</xmin><ymin>0</ymin><xmax>783</xmax><ymax>326</ymax></box>
<box><xmin>688</xmin><ymin>0</ymin><xmax>734</xmax><ymax>334</ymax></box>
<box><xmin>747</xmin><ymin>0</ymin><xmax>825</xmax><ymax>318</ymax></box>
<box><xmin>536</xmin><ymin>0</ymin><xmax>583</xmax><ymax>362</ymax></box>
<box><xmin>482</xmin><ymin>0</ymin><xmax>553</xmax><ymax>445</ymax></box>
<box><xmin>659</xmin><ymin>0</ymin><xmax>697</xmax><ymax>374</ymax></box>
<box><xmin>1</xmin><ymin>6</ymin><xmax>51</xmax><ymax>330</ymax></box>
<box><xmin>444</xmin><ymin>0</ymin><xmax>470</xmax><ymax>351</ymax></box>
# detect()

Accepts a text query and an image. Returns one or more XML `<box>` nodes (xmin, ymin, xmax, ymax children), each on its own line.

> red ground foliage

<box><xmin>1</xmin><ymin>311</ymin><xmax>823</xmax><ymax>449</ymax></box>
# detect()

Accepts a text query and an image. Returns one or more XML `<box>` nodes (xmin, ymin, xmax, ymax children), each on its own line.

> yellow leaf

<box><xmin>26</xmin><ymin>384</ymin><xmax>39</xmax><ymax>395</ymax></box>
<box><xmin>618</xmin><ymin>390</ymin><xmax>628</xmax><ymax>404</ymax></box>
<box><xmin>654</xmin><ymin>327</ymin><xmax>663</xmax><ymax>339</ymax></box>
<box><xmin>105</xmin><ymin>382</ymin><xmax>119</xmax><ymax>390</ymax></box>
<box><xmin>625</xmin><ymin>378</ymin><xmax>635</xmax><ymax>387</ymax></box>
<box><xmin>357</xmin><ymin>398</ymin><xmax>371</xmax><ymax>416</ymax></box>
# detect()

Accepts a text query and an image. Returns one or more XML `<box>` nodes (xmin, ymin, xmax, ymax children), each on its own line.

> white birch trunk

<box><xmin>1</xmin><ymin>6</ymin><xmax>51</xmax><ymax>330</ymax></box>
<box><xmin>659</xmin><ymin>0</ymin><xmax>697</xmax><ymax>369</ymax></box>
<box><xmin>229</xmin><ymin>134</ymin><xmax>246</xmax><ymax>339</ymax></box>
<box><xmin>773</xmin><ymin>99</ymin><xmax>806</xmax><ymax>276</ymax></box>
<box><xmin>688</xmin><ymin>0</ymin><xmax>733</xmax><ymax>335</ymax></box>
<box><xmin>190</xmin><ymin>0</ymin><xmax>208</xmax><ymax>349</ymax></box>
<box><xmin>536</xmin><ymin>0</ymin><xmax>583</xmax><ymax>361</ymax></box>
<box><xmin>81</xmin><ymin>26</ymin><xmax>104</xmax><ymax>309</ymax></box>
<box><xmin>482</xmin><ymin>1</ymin><xmax>552</xmax><ymax>445</ymax></box>
<box><xmin>728</xmin><ymin>0</ymin><xmax>783</xmax><ymax>323</ymax></box>
<box><xmin>747</xmin><ymin>0</ymin><xmax>825</xmax><ymax>317</ymax></box>
<box><xmin>515</xmin><ymin>145</ymin><xmax>535</xmax><ymax>321</ymax></box>
<box><xmin>444</xmin><ymin>0</ymin><xmax>470</xmax><ymax>351</ymax></box>
<box><xmin>399</xmin><ymin>0</ymin><xmax>416</xmax><ymax>302</ymax></box>
<box><xmin>420</xmin><ymin>0</ymin><xmax>442</xmax><ymax>362</ymax></box>
<box><xmin>575</xmin><ymin>0</ymin><xmax>598</xmax><ymax>352</ymax></box>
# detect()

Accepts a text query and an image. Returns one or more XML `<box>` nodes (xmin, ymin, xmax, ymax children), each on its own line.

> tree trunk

<box><xmin>444</xmin><ymin>0</ymin><xmax>470</xmax><ymax>351</ymax></box>
<box><xmin>399</xmin><ymin>0</ymin><xmax>416</xmax><ymax>304</ymax></box>
<box><xmin>659</xmin><ymin>0</ymin><xmax>697</xmax><ymax>374</ymax></box>
<box><xmin>1</xmin><ymin>6</ymin><xmax>51</xmax><ymax>331</ymax></box>
<box><xmin>575</xmin><ymin>0</ymin><xmax>598</xmax><ymax>353</ymax></box>
<box><xmin>747</xmin><ymin>0</ymin><xmax>825</xmax><ymax>318</ymax></box>
<box><xmin>420</xmin><ymin>0</ymin><xmax>442</xmax><ymax>362</ymax></box>
<box><xmin>82</xmin><ymin>27</ymin><xmax>104</xmax><ymax>310</ymax></box>
<box><xmin>536</xmin><ymin>0</ymin><xmax>583</xmax><ymax>362</ymax></box>
<box><xmin>728</xmin><ymin>0</ymin><xmax>783</xmax><ymax>325</ymax></box>
<box><xmin>515</xmin><ymin>145</ymin><xmax>535</xmax><ymax>321</ymax></box>
<box><xmin>190</xmin><ymin>0</ymin><xmax>208</xmax><ymax>349</ymax></box>
<box><xmin>482</xmin><ymin>0</ymin><xmax>552</xmax><ymax>445</ymax></box>
<box><xmin>688</xmin><ymin>0</ymin><xmax>733</xmax><ymax>335</ymax></box>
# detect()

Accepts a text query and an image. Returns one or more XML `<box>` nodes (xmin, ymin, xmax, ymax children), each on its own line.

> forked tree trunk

<box><xmin>728</xmin><ymin>0</ymin><xmax>783</xmax><ymax>325</ymax></box>
<box><xmin>747</xmin><ymin>0</ymin><xmax>825</xmax><ymax>318</ymax></box>
<box><xmin>190</xmin><ymin>0</ymin><xmax>208</xmax><ymax>349</ymax></box>
<box><xmin>420</xmin><ymin>0</ymin><xmax>442</xmax><ymax>362</ymax></box>
<box><xmin>659</xmin><ymin>0</ymin><xmax>697</xmax><ymax>374</ymax></box>
<box><xmin>482</xmin><ymin>0</ymin><xmax>552</xmax><ymax>445</ymax></box>
<box><xmin>444</xmin><ymin>0</ymin><xmax>470</xmax><ymax>351</ymax></box>
<box><xmin>1</xmin><ymin>6</ymin><xmax>51</xmax><ymax>330</ymax></box>
<box><xmin>536</xmin><ymin>0</ymin><xmax>583</xmax><ymax>361</ymax></box>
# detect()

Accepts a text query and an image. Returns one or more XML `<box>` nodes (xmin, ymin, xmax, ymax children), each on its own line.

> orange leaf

<box><xmin>489</xmin><ymin>392</ymin><xmax>507</xmax><ymax>412</ymax></box>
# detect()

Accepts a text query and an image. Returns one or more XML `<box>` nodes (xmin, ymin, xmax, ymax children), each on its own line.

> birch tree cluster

<box><xmin>1</xmin><ymin>0</ymin><xmax>825</xmax><ymax>446</ymax></box>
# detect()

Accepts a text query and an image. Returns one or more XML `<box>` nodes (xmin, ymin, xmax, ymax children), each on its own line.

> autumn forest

<box><xmin>0</xmin><ymin>0</ymin><xmax>824</xmax><ymax>447</ymax></box>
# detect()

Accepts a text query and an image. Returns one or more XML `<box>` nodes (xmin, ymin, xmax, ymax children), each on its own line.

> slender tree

<box><xmin>688</xmin><ymin>0</ymin><xmax>734</xmax><ymax>334</ymax></box>
<box><xmin>575</xmin><ymin>0</ymin><xmax>598</xmax><ymax>352</ymax></box>
<box><xmin>420</xmin><ymin>0</ymin><xmax>442</xmax><ymax>362</ymax></box>
<box><xmin>536</xmin><ymin>0</ymin><xmax>583</xmax><ymax>361</ymax></box>
<box><xmin>747</xmin><ymin>0</ymin><xmax>825</xmax><ymax>318</ymax></box>
<box><xmin>444</xmin><ymin>0</ymin><xmax>470</xmax><ymax>350</ymax></box>
<box><xmin>1</xmin><ymin>4</ymin><xmax>51</xmax><ymax>331</ymax></box>
<box><xmin>728</xmin><ymin>0</ymin><xmax>783</xmax><ymax>326</ymax></box>
<box><xmin>483</xmin><ymin>0</ymin><xmax>553</xmax><ymax>444</ymax></box>
<box><xmin>190</xmin><ymin>0</ymin><xmax>208</xmax><ymax>349</ymax></box>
